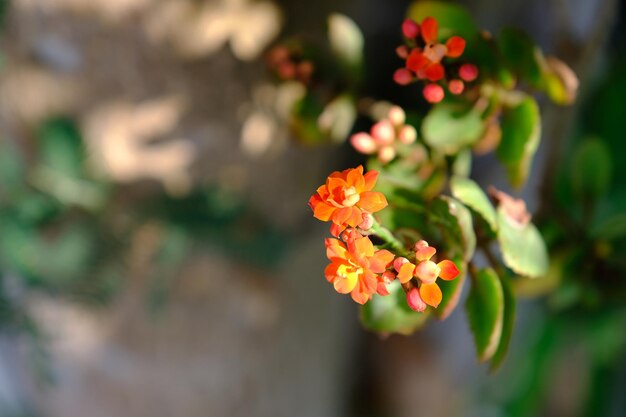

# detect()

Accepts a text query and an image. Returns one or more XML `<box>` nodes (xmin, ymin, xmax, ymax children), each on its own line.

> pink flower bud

<box><xmin>448</xmin><ymin>79</ymin><xmax>464</xmax><ymax>95</ymax></box>
<box><xmin>398</xmin><ymin>125</ymin><xmax>417</xmax><ymax>144</ymax></box>
<box><xmin>393</xmin><ymin>68</ymin><xmax>413</xmax><ymax>86</ymax></box>
<box><xmin>393</xmin><ymin>257</ymin><xmax>410</xmax><ymax>273</ymax></box>
<box><xmin>415</xmin><ymin>240</ymin><xmax>429</xmax><ymax>251</ymax></box>
<box><xmin>350</xmin><ymin>132</ymin><xmax>377</xmax><ymax>154</ymax></box>
<box><xmin>395</xmin><ymin>45</ymin><xmax>409</xmax><ymax>59</ymax></box>
<box><xmin>423</xmin><ymin>84</ymin><xmax>444</xmax><ymax>103</ymax></box>
<box><xmin>387</xmin><ymin>106</ymin><xmax>406</xmax><ymax>126</ymax></box>
<box><xmin>377</xmin><ymin>146</ymin><xmax>396</xmax><ymax>163</ymax></box>
<box><xmin>371</xmin><ymin>120</ymin><xmax>395</xmax><ymax>146</ymax></box>
<box><xmin>459</xmin><ymin>63</ymin><xmax>478</xmax><ymax>82</ymax></box>
<box><xmin>415</xmin><ymin>260</ymin><xmax>441</xmax><ymax>284</ymax></box>
<box><xmin>406</xmin><ymin>287</ymin><xmax>427</xmax><ymax>312</ymax></box>
<box><xmin>382</xmin><ymin>270</ymin><xmax>396</xmax><ymax>284</ymax></box>
<box><xmin>358</xmin><ymin>213</ymin><xmax>374</xmax><ymax>230</ymax></box>
<box><xmin>401</xmin><ymin>19</ymin><xmax>420</xmax><ymax>39</ymax></box>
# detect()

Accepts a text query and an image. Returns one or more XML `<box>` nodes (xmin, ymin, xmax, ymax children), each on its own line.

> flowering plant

<box><xmin>266</xmin><ymin>1</ymin><xmax>579</xmax><ymax>368</ymax></box>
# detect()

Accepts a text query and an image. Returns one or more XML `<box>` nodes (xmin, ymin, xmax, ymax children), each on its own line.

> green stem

<box><xmin>370</xmin><ymin>221</ymin><xmax>409</xmax><ymax>257</ymax></box>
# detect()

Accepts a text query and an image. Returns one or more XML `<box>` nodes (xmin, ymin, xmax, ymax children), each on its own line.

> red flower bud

<box><xmin>422</xmin><ymin>83</ymin><xmax>444</xmax><ymax>103</ymax></box>
<box><xmin>406</xmin><ymin>287</ymin><xmax>427</xmax><ymax>312</ymax></box>
<box><xmin>393</xmin><ymin>68</ymin><xmax>413</xmax><ymax>86</ymax></box>
<box><xmin>402</xmin><ymin>19</ymin><xmax>420</xmax><ymax>39</ymax></box>
<box><xmin>459</xmin><ymin>63</ymin><xmax>478</xmax><ymax>82</ymax></box>
<box><xmin>448</xmin><ymin>79</ymin><xmax>464</xmax><ymax>95</ymax></box>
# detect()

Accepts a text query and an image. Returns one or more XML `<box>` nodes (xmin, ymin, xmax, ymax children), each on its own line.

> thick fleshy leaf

<box><xmin>496</xmin><ymin>95</ymin><xmax>541</xmax><ymax>188</ymax></box>
<box><xmin>434</xmin><ymin>259</ymin><xmax>466</xmax><ymax>320</ymax></box>
<box><xmin>489</xmin><ymin>275</ymin><xmax>516</xmax><ymax>371</ymax></box>
<box><xmin>407</xmin><ymin>1</ymin><xmax>478</xmax><ymax>41</ymax></box>
<box><xmin>452</xmin><ymin>148</ymin><xmax>472</xmax><ymax>178</ymax></box>
<box><xmin>431</xmin><ymin>196</ymin><xmax>476</xmax><ymax>261</ymax></box>
<box><xmin>497</xmin><ymin>206</ymin><xmax>549</xmax><ymax>278</ymax></box>
<box><xmin>544</xmin><ymin>56</ymin><xmax>578</xmax><ymax>105</ymax></box>
<box><xmin>328</xmin><ymin>13</ymin><xmax>363</xmax><ymax>70</ymax></box>
<box><xmin>422</xmin><ymin>105</ymin><xmax>484</xmax><ymax>155</ymax></box>
<box><xmin>571</xmin><ymin>137</ymin><xmax>612</xmax><ymax>202</ymax></box>
<box><xmin>497</xmin><ymin>28</ymin><xmax>544</xmax><ymax>88</ymax></box>
<box><xmin>360</xmin><ymin>280</ymin><xmax>430</xmax><ymax>335</ymax></box>
<box><xmin>465</xmin><ymin>267</ymin><xmax>504</xmax><ymax>362</ymax></box>
<box><xmin>450</xmin><ymin>176</ymin><xmax>497</xmax><ymax>232</ymax></box>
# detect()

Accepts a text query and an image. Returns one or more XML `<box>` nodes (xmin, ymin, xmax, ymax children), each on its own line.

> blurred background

<box><xmin>0</xmin><ymin>0</ymin><xmax>625</xmax><ymax>416</ymax></box>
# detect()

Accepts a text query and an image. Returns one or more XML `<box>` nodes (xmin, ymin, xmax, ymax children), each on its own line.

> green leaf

<box><xmin>497</xmin><ymin>95</ymin><xmax>541</xmax><ymax>188</ymax></box>
<box><xmin>435</xmin><ymin>258</ymin><xmax>466</xmax><ymax>320</ymax></box>
<box><xmin>497</xmin><ymin>28</ymin><xmax>544</xmax><ymax>88</ymax></box>
<box><xmin>431</xmin><ymin>196</ymin><xmax>476</xmax><ymax>261</ymax></box>
<box><xmin>361</xmin><ymin>280</ymin><xmax>430</xmax><ymax>335</ymax></box>
<box><xmin>450</xmin><ymin>176</ymin><xmax>498</xmax><ymax>232</ymax></box>
<box><xmin>489</xmin><ymin>275</ymin><xmax>516</xmax><ymax>371</ymax></box>
<box><xmin>465</xmin><ymin>267</ymin><xmax>504</xmax><ymax>362</ymax></box>
<box><xmin>317</xmin><ymin>94</ymin><xmax>357</xmax><ymax>143</ymax></box>
<box><xmin>38</xmin><ymin>118</ymin><xmax>85</xmax><ymax>178</ymax></box>
<box><xmin>406</xmin><ymin>1</ymin><xmax>478</xmax><ymax>41</ymax></box>
<box><xmin>328</xmin><ymin>13</ymin><xmax>363</xmax><ymax>71</ymax></box>
<box><xmin>497</xmin><ymin>207</ymin><xmax>549</xmax><ymax>278</ymax></box>
<box><xmin>422</xmin><ymin>105</ymin><xmax>484</xmax><ymax>154</ymax></box>
<box><xmin>571</xmin><ymin>137</ymin><xmax>612</xmax><ymax>201</ymax></box>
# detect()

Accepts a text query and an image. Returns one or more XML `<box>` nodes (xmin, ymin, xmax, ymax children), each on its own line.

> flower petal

<box><xmin>369</xmin><ymin>249</ymin><xmax>394</xmax><ymax>273</ymax></box>
<box><xmin>346</xmin><ymin>166</ymin><xmax>365</xmax><ymax>190</ymax></box>
<box><xmin>445</xmin><ymin>36</ymin><xmax>466</xmax><ymax>58</ymax></box>
<box><xmin>354</xmin><ymin>235</ymin><xmax>375</xmax><ymax>257</ymax></box>
<box><xmin>420</xmin><ymin>282</ymin><xmax>442</xmax><ymax>307</ymax></box>
<box><xmin>437</xmin><ymin>259</ymin><xmax>460</xmax><ymax>280</ymax></box>
<box><xmin>313</xmin><ymin>201</ymin><xmax>336</xmax><ymax>221</ymax></box>
<box><xmin>406</xmin><ymin>49</ymin><xmax>430</xmax><ymax>72</ymax></box>
<box><xmin>363</xmin><ymin>170</ymin><xmax>379</xmax><ymax>191</ymax></box>
<box><xmin>424</xmin><ymin>63</ymin><xmax>445</xmax><ymax>81</ymax></box>
<box><xmin>421</xmin><ymin>17</ymin><xmax>438</xmax><ymax>43</ymax></box>
<box><xmin>358</xmin><ymin>191</ymin><xmax>388</xmax><ymax>213</ymax></box>
<box><xmin>415</xmin><ymin>245</ymin><xmax>436</xmax><ymax>261</ymax></box>
<box><xmin>397</xmin><ymin>262</ymin><xmax>416</xmax><ymax>283</ymax></box>
<box><xmin>325</xmin><ymin>238</ymin><xmax>348</xmax><ymax>260</ymax></box>
<box><xmin>334</xmin><ymin>273</ymin><xmax>357</xmax><ymax>294</ymax></box>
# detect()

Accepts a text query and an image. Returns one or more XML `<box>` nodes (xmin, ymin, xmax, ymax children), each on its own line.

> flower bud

<box><xmin>371</xmin><ymin>120</ymin><xmax>395</xmax><ymax>146</ymax></box>
<box><xmin>459</xmin><ymin>63</ymin><xmax>478</xmax><ymax>82</ymax></box>
<box><xmin>422</xmin><ymin>83</ymin><xmax>444</xmax><ymax>103</ymax></box>
<box><xmin>398</xmin><ymin>125</ymin><xmax>417</xmax><ymax>144</ymax></box>
<box><xmin>448</xmin><ymin>79</ymin><xmax>464</xmax><ymax>95</ymax></box>
<box><xmin>415</xmin><ymin>260</ymin><xmax>441</xmax><ymax>284</ymax></box>
<box><xmin>393</xmin><ymin>257</ymin><xmax>410</xmax><ymax>273</ymax></box>
<box><xmin>378</xmin><ymin>146</ymin><xmax>396</xmax><ymax>164</ymax></box>
<box><xmin>350</xmin><ymin>132</ymin><xmax>377</xmax><ymax>154</ymax></box>
<box><xmin>393</xmin><ymin>68</ymin><xmax>413</xmax><ymax>86</ymax></box>
<box><xmin>387</xmin><ymin>106</ymin><xmax>406</xmax><ymax>126</ymax></box>
<box><xmin>406</xmin><ymin>287</ymin><xmax>427</xmax><ymax>312</ymax></box>
<box><xmin>382</xmin><ymin>270</ymin><xmax>396</xmax><ymax>284</ymax></box>
<box><xmin>395</xmin><ymin>45</ymin><xmax>409</xmax><ymax>59</ymax></box>
<box><xmin>358</xmin><ymin>213</ymin><xmax>374</xmax><ymax>230</ymax></box>
<box><xmin>402</xmin><ymin>19</ymin><xmax>420</xmax><ymax>39</ymax></box>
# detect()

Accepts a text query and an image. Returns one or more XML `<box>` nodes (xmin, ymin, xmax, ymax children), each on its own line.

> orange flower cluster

<box><xmin>310</xmin><ymin>167</ymin><xmax>460</xmax><ymax>310</ymax></box>
<box><xmin>325</xmin><ymin>230</ymin><xmax>395</xmax><ymax>304</ymax></box>
<box><xmin>393</xmin><ymin>240</ymin><xmax>459</xmax><ymax>311</ymax></box>
<box><xmin>393</xmin><ymin>17</ymin><xmax>478</xmax><ymax>103</ymax></box>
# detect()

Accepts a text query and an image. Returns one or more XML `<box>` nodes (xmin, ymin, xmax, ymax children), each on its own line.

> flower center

<box><xmin>341</xmin><ymin>186</ymin><xmax>360</xmax><ymax>207</ymax></box>
<box><xmin>337</xmin><ymin>262</ymin><xmax>363</xmax><ymax>280</ymax></box>
<box><xmin>423</xmin><ymin>43</ymin><xmax>447</xmax><ymax>63</ymax></box>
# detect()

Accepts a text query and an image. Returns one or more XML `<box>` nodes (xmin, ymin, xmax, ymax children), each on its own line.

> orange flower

<box><xmin>393</xmin><ymin>240</ymin><xmax>459</xmax><ymax>308</ymax></box>
<box><xmin>308</xmin><ymin>166</ymin><xmax>388</xmax><ymax>234</ymax></box>
<box><xmin>324</xmin><ymin>232</ymin><xmax>395</xmax><ymax>304</ymax></box>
